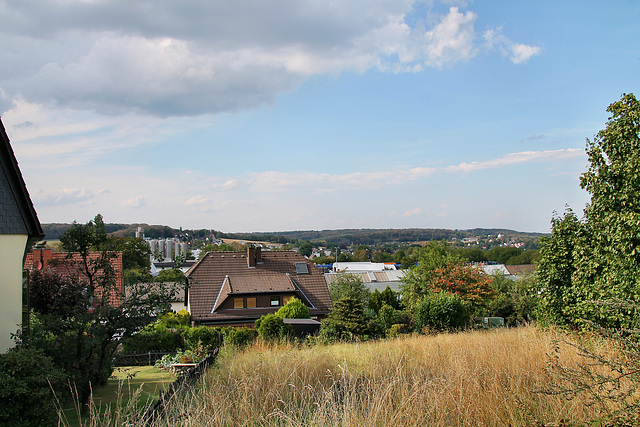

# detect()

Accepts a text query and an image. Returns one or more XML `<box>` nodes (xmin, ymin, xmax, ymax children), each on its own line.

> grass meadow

<box><xmin>139</xmin><ymin>326</ymin><xmax>632</xmax><ymax>427</ymax></box>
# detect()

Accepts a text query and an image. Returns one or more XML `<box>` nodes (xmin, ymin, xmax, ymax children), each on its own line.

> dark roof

<box><xmin>186</xmin><ymin>250</ymin><xmax>332</xmax><ymax>323</ymax></box>
<box><xmin>0</xmin><ymin>118</ymin><xmax>43</xmax><ymax>239</ymax></box>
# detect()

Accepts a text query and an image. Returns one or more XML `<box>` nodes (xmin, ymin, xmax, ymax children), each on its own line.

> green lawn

<box><xmin>60</xmin><ymin>366</ymin><xmax>176</xmax><ymax>426</ymax></box>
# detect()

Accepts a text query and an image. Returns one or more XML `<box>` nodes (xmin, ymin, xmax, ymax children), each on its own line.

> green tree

<box><xmin>275</xmin><ymin>296</ymin><xmax>310</xmax><ymax>319</ymax></box>
<box><xmin>368</xmin><ymin>289</ymin><xmax>383</xmax><ymax>313</ymax></box>
<box><xmin>535</xmin><ymin>208</ymin><xmax>581</xmax><ymax>326</ymax></box>
<box><xmin>401</xmin><ymin>241</ymin><xmax>464</xmax><ymax>308</ymax></box>
<box><xmin>297</xmin><ymin>241</ymin><xmax>313</xmax><ymax>257</ymax></box>
<box><xmin>111</xmin><ymin>236</ymin><xmax>151</xmax><ymax>271</ymax></box>
<box><xmin>328</xmin><ymin>274</ymin><xmax>371</xmax><ymax>308</ymax></box>
<box><xmin>537</xmin><ymin>93</ymin><xmax>640</xmax><ymax>329</ymax></box>
<box><xmin>414</xmin><ymin>292</ymin><xmax>471</xmax><ymax>331</ymax></box>
<box><xmin>320</xmin><ymin>297</ymin><xmax>368</xmax><ymax>340</ymax></box>
<box><xmin>21</xmin><ymin>214</ymin><xmax>177</xmax><ymax>411</ymax></box>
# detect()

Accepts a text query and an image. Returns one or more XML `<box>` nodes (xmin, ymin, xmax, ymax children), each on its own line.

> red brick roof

<box><xmin>186</xmin><ymin>249</ymin><xmax>332</xmax><ymax>324</ymax></box>
<box><xmin>24</xmin><ymin>249</ymin><xmax>124</xmax><ymax>307</ymax></box>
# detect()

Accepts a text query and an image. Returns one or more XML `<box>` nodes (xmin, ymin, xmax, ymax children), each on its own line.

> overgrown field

<box><xmin>147</xmin><ymin>326</ymin><xmax>631</xmax><ymax>426</ymax></box>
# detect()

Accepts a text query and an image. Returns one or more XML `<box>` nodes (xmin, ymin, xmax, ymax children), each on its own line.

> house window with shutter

<box><xmin>247</xmin><ymin>297</ymin><xmax>257</xmax><ymax>308</ymax></box>
<box><xmin>283</xmin><ymin>295</ymin><xmax>292</xmax><ymax>305</ymax></box>
<box><xmin>234</xmin><ymin>298</ymin><xmax>244</xmax><ymax>309</ymax></box>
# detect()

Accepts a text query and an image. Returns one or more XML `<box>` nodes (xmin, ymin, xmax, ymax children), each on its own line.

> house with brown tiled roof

<box><xmin>24</xmin><ymin>248</ymin><xmax>125</xmax><ymax>308</ymax></box>
<box><xmin>186</xmin><ymin>247</ymin><xmax>332</xmax><ymax>327</ymax></box>
<box><xmin>0</xmin><ymin>117</ymin><xmax>44</xmax><ymax>352</ymax></box>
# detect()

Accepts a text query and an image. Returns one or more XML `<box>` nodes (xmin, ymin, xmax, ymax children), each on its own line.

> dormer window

<box><xmin>295</xmin><ymin>262</ymin><xmax>309</xmax><ymax>274</ymax></box>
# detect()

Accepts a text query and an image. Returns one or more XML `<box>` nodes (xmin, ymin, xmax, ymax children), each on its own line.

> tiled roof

<box><xmin>505</xmin><ymin>264</ymin><xmax>535</xmax><ymax>276</ymax></box>
<box><xmin>186</xmin><ymin>250</ymin><xmax>332</xmax><ymax>323</ymax></box>
<box><xmin>24</xmin><ymin>249</ymin><xmax>124</xmax><ymax>307</ymax></box>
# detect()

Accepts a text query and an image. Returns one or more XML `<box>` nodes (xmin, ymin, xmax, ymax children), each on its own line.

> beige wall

<box><xmin>0</xmin><ymin>234</ymin><xmax>27</xmax><ymax>353</ymax></box>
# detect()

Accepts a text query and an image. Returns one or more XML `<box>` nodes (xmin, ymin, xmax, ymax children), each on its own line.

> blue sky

<box><xmin>1</xmin><ymin>0</ymin><xmax>638</xmax><ymax>233</ymax></box>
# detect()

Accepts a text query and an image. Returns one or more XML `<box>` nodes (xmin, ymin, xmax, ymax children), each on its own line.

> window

<box><xmin>270</xmin><ymin>296</ymin><xmax>280</xmax><ymax>307</ymax></box>
<box><xmin>283</xmin><ymin>295</ymin><xmax>292</xmax><ymax>305</ymax></box>
<box><xmin>247</xmin><ymin>297</ymin><xmax>257</xmax><ymax>308</ymax></box>
<box><xmin>234</xmin><ymin>298</ymin><xmax>244</xmax><ymax>309</ymax></box>
<box><xmin>295</xmin><ymin>262</ymin><xmax>309</xmax><ymax>274</ymax></box>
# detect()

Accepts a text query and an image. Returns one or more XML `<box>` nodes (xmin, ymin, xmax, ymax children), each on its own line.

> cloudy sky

<box><xmin>1</xmin><ymin>1</ymin><xmax>638</xmax><ymax>233</ymax></box>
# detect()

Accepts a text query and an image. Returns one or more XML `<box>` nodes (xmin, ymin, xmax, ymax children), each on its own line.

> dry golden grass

<box><xmin>149</xmin><ymin>327</ymin><xmax>628</xmax><ymax>426</ymax></box>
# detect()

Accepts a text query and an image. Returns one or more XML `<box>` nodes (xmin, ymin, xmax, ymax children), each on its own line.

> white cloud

<box><xmin>483</xmin><ymin>28</ymin><xmax>541</xmax><ymax>64</ymax></box>
<box><xmin>0</xmin><ymin>2</ymin><xmax>540</xmax><ymax>117</ymax></box>
<box><xmin>123</xmin><ymin>196</ymin><xmax>146</xmax><ymax>208</ymax></box>
<box><xmin>402</xmin><ymin>207</ymin><xmax>422</xmax><ymax>217</ymax></box>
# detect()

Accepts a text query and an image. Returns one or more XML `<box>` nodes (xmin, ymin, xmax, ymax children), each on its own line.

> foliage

<box><xmin>159</xmin><ymin>309</ymin><xmax>191</xmax><ymax>327</ymax></box>
<box><xmin>377</xmin><ymin>304</ymin><xmax>401</xmax><ymax>331</ymax></box>
<box><xmin>27</xmin><ymin>268</ymin><xmax>85</xmax><ymax>316</ymax></box>
<box><xmin>297</xmin><ymin>241</ymin><xmax>313</xmax><ymax>257</ymax></box>
<box><xmin>541</xmin><ymin>304</ymin><xmax>640</xmax><ymax>426</ymax></box>
<box><xmin>156</xmin><ymin>268</ymin><xmax>186</xmax><ymax>283</ymax></box>
<box><xmin>381</xmin><ymin>286</ymin><xmax>401</xmax><ymax>309</ymax></box>
<box><xmin>401</xmin><ymin>241</ymin><xmax>464</xmax><ymax>308</ymax></box>
<box><xmin>121</xmin><ymin>323</ymin><xmax>186</xmax><ymax>354</ymax></box>
<box><xmin>255</xmin><ymin>314</ymin><xmax>293</xmax><ymax>341</ymax></box>
<box><xmin>536</xmin><ymin>94</ymin><xmax>640</xmax><ymax>329</ymax></box>
<box><xmin>222</xmin><ymin>327</ymin><xmax>257</xmax><ymax>348</ymax></box>
<box><xmin>328</xmin><ymin>274</ymin><xmax>371</xmax><ymax>308</ymax></box>
<box><xmin>110</xmin><ymin>236</ymin><xmax>151</xmax><ymax>271</ymax></box>
<box><xmin>20</xmin><ymin>214</ymin><xmax>178</xmax><ymax>411</ymax></box>
<box><xmin>0</xmin><ymin>346</ymin><xmax>66</xmax><ymax>426</ymax></box>
<box><xmin>414</xmin><ymin>292</ymin><xmax>471</xmax><ymax>331</ymax></box>
<box><xmin>182</xmin><ymin>326</ymin><xmax>222</xmax><ymax>352</ymax></box>
<box><xmin>154</xmin><ymin>350</ymin><xmax>203</xmax><ymax>369</ymax></box>
<box><xmin>483</xmin><ymin>273</ymin><xmax>538</xmax><ymax>326</ymax></box>
<box><xmin>275</xmin><ymin>296</ymin><xmax>310</xmax><ymax>319</ymax></box>
<box><xmin>320</xmin><ymin>297</ymin><xmax>369</xmax><ymax>340</ymax></box>
<box><xmin>368</xmin><ymin>289</ymin><xmax>383</xmax><ymax>313</ymax></box>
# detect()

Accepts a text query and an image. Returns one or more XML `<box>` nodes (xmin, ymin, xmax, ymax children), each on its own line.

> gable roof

<box><xmin>0</xmin><ymin>117</ymin><xmax>43</xmax><ymax>239</ymax></box>
<box><xmin>186</xmin><ymin>249</ymin><xmax>332</xmax><ymax>323</ymax></box>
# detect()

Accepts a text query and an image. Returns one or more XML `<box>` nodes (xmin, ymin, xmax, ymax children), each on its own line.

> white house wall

<box><xmin>0</xmin><ymin>234</ymin><xmax>27</xmax><ymax>352</ymax></box>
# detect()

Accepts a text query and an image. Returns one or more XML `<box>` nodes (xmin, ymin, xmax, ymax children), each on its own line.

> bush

<box><xmin>0</xmin><ymin>347</ymin><xmax>66</xmax><ymax>426</ymax></box>
<box><xmin>414</xmin><ymin>292</ymin><xmax>471</xmax><ymax>332</ymax></box>
<box><xmin>256</xmin><ymin>314</ymin><xmax>293</xmax><ymax>341</ymax></box>
<box><xmin>182</xmin><ymin>326</ymin><xmax>221</xmax><ymax>352</ymax></box>
<box><xmin>222</xmin><ymin>327</ymin><xmax>257</xmax><ymax>348</ymax></box>
<box><xmin>275</xmin><ymin>297</ymin><xmax>310</xmax><ymax>319</ymax></box>
<box><xmin>121</xmin><ymin>323</ymin><xmax>186</xmax><ymax>354</ymax></box>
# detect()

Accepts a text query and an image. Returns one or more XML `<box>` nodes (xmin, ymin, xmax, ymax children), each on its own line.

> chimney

<box><xmin>256</xmin><ymin>247</ymin><xmax>262</xmax><ymax>264</ymax></box>
<box><xmin>247</xmin><ymin>247</ymin><xmax>256</xmax><ymax>268</ymax></box>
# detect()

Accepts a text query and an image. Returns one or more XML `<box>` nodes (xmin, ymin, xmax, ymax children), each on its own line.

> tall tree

<box><xmin>22</xmin><ymin>214</ymin><xmax>177</xmax><ymax>410</ymax></box>
<box><xmin>537</xmin><ymin>93</ymin><xmax>640</xmax><ymax>329</ymax></box>
<box><xmin>400</xmin><ymin>241</ymin><xmax>463</xmax><ymax>308</ymax></box>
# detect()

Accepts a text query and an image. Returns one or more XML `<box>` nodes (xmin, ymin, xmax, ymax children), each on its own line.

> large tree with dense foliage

<box><xmin>20</xmin><ymin>214</ymin><xmax>178</xmax><ymax>411</ymax></box>
<box><xmin>536</xmin><ymin>93</ymin><xmax>640</xmax><ymax>329</ymax></box>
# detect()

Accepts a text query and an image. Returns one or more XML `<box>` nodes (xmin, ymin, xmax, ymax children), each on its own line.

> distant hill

<box><xmin>41</xmin><ymin>223</ymin><xmax>545</xmax><ymax>248</ymax></box>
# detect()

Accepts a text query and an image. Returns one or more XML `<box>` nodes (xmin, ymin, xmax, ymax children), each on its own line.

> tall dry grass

<box><xmin>148</xmin><ymin>326</ymin><xmax>627</xmax><ymax>426</ymax></box>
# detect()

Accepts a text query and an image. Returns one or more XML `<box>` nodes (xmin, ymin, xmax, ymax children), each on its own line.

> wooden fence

<box><xmin>140</xmin><ymin>348</ymin><xmax>220</xmax><ymax>426</ymax></box>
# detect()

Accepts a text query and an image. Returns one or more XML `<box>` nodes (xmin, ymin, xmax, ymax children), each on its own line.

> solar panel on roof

<box><xmin>295</xmin><ymin>262</ymin><xmax>309</xmax><ymax>274</ymax></box>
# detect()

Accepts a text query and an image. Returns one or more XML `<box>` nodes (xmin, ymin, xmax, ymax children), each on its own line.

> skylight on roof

<box><xmin>295</xmin><ymin>262</ymin><xmax>309</xmax><ymax>274</ymax></box>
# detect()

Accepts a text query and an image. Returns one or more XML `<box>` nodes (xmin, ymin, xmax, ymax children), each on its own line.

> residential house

<box><xmin>24</xmin><ymin>248</ymin><xmax>125</xmax><ymax>307</ymax></box>
<box><xmin>325</xmin><ymin>268</ymin><xmax>406</xmax><ymax>292</ymax></box>
<box><xmin>0</xmin><ymin>118</ymin><xmax>44</xmax><ymax>352</ymax></box>
<box><xmin>186</xmin><ymin>248</ymin><xmax>332</xmax><ymax>327</ymax></box>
